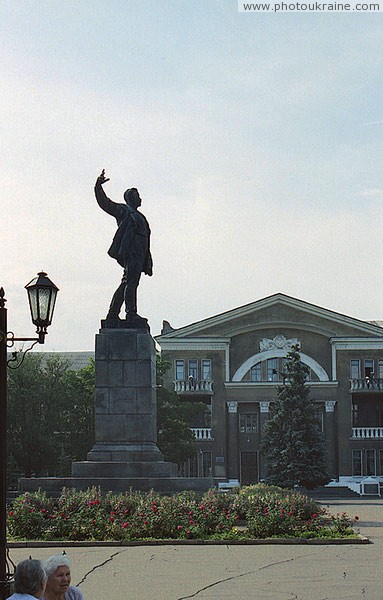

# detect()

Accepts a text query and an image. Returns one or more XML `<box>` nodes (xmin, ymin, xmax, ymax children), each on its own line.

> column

<box><xmin>226</xmin><ymin>401</ymin><xmax>239</xmax><ymax>480</ymax></box>
<box><xmin>325</xmin><ymin>401</ymin><xmax>337</xmax><ymax>479</ymax></box>
<box><xmin>259</xmin><ymin>402</ymin><xmax>270</xmax><ymax>480</ymax></box>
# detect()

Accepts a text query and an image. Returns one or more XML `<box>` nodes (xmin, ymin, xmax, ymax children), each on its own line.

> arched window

<box><xmin>246</xmin><ymin>357</ymin><xmax>318</xmax><ymax>382</ymax></box>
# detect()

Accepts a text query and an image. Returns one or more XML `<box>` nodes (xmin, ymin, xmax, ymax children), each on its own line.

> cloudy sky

<box><xmin>2</xmin><ymin>0</ymin><xmax>383</xmax><ymax>352</ymax></box>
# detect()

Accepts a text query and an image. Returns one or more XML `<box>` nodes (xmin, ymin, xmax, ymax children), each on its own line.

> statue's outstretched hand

<box><xmin>96</xmin><ymin>169</ymin><xmax>110</xmax><ymax>185</ymax></box>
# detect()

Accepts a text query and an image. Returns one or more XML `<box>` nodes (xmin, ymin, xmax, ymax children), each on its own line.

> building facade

<box><xmin>156</xmin><ymin>293</ymin><xmax>383</xmax><ymax>491</ymax></box>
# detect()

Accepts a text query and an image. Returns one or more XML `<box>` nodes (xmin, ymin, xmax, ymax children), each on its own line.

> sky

<box><xmin>1</xmin><ymin>0</ymin><xmax>383</xmax><ymax>352</ymax></box>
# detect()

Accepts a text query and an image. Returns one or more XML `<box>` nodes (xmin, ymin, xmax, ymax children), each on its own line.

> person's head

<box><xmin>14</xmin><ymin>559</ymin><xmax>46</xmax><ymax>598</ymax></box>
<box><xmin>124</xmin><ymin>187</ymin><xmax>141</xmax><ymax>208</ymax></box>
<box><xmin>43</xmin><ymin>554</ymin><xmax>71</xmax><ymax>596</ymax></box>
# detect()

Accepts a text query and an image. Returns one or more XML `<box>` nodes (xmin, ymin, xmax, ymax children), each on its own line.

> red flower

<box><xmin>354</xmin><ymin>515</ymin><xmax>360</xmax><ymax>521</ymax></box>
<box><xmin>8</xmin><ymin>511</ymin><xmax>13</xmax><ymax>517</ymax></box>
<box><xmin>177</xmin><ymin>525</ymin><xmax>183</xmax><ymax>530</ymax></box>
<box><xmin>122</xmin><ymin>522</ymin><xmax>129</xmax><ymax>528</ymax></box>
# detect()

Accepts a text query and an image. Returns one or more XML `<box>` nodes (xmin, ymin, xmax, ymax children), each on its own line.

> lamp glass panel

<box><xmin>37</xmin><ymin>288</ymin><xmax>51</xmax><ymax>323</ymax></box>
<box><xmin>48</xmin><ymin>291</ymin><xmax>57</xmax><ymax>321</ymax></box>
<box><xmin>28</xmin><ymin>288</ymin><xmax>39</xmax><ymax>322</ymax></box>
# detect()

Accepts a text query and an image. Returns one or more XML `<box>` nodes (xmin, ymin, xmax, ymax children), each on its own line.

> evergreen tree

<box><xmin>261</xmin><ymin>345</ymin><xmax>329</xmax><ymax>489</ymax></box>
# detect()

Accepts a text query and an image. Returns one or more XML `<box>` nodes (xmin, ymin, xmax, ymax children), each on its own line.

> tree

<box><xmin>156</xmin><ymin>355</ymin><xmax>204</xmax><ymax>466</ymax></box>
<box><xmin>7</xmin><ymin>354</ymin><xmax>95</xmax><ymax>481</ymax></box>
<box><xmin>261</xmin><ymin>345</ymin><xmax>329</xmax><ymax>489</ymax></box>
<box><xmin>52</xmin><ymin>359</ymin><xmax>95</xmax><ymax>473</ymax></box>
<box><xmin>7</xmin><ymin>351</ymin><xmax>202</xmax><ymax>481</ymax></box>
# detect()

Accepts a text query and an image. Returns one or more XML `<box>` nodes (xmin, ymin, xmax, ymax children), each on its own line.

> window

<box><xmin>250</xmin><ymin>363</ymin><xmax>262</xmax><ymax>382</ymax></box>
<box><xmin>350</xmin><ymin>359</ymin><xmax>360</xmax><ymax>379</ymax></box>
<box><xmin>266</xmin><ymin>358</ymin><xmax>279</xmax><ymax>382</ymax></box>
<box><xmin>366</xmin><ymin>449</ymin><xmax>376</xmax><ymax>476</ymax></box>
<box><xmin>201</xmin><ymin>359</ymin><xmax>212</xmax><ymax>381</ymax></box>
<box><xmin>175</xmin><ymin>360</ymin><xmax>185</xmax><ymax>381</ymax></box>
<box><xmin>188</xmin><ymin>359</ymin><xmax>198</xmax><ymax>380</ymax></box>
<box><xmin>379</xmin><ymin>450</ymin><xmax>383</xmax><ymax>476</ymax></box>
<box><xmin>352</xmin><ymin>402</ymin><xmax>359</xmax><ymax>427</ymax></box>
<box><xmin>178</xmin><ymin>451</ymin><xmax>212</xmax><ymax>477</ymax></box>
<box><xmin>364</xmin><ymin>359</ymin><xmax>374</xmax><ymax>378</ymax></box>
<box><xmin>313</xmin><ymin>405</ymin><xmax>324</xmax><ymax>432</ymax></box>
<box><xmin>239</xmin><ymin>413</ymin><xmax>259</xmax><ymax>433</ymax></box>
<box><xmin>352</xmin><ymin>449</ymin><xmax>362</xmax><ymax>476</ymax></box>
<box><xmin>378</xmin><ymin>360</ymin><xmax>383</xmax><ymax>379</ymax></box>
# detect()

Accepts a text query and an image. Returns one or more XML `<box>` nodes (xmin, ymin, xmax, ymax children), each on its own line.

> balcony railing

<box><xmin>174</xmin><ymin>379</ymin><xmax>213</xmax><ymax>394</ymax></box>
<box><xmin>350</xmin><ymin>378</ymin><xmax>383</xmax><ymax>392</ymax></box>
<box><xmin>191</xmin><ymin>427</ymin><xmax>213</xmax><ymax>441</ymax></box>
<box><xmin>352</xmin><ymin>427</ymin><xmax>383</xmax><ymax>439</ymax></box>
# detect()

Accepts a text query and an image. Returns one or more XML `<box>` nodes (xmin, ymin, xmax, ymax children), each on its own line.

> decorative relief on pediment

<box><xmin>259</xmin><ymin>334</ymin><xmax>300</xmax><ymax>352</ymax></box>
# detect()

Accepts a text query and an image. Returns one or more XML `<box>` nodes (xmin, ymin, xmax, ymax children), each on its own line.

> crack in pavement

<box><xmin>177</xmin><ymin>553</ymin><xmax>315</xmax><ymax>599</ymax></box>
<box><xmin>75</xmin><ymin>548</ymin><xmax>129</xmax><ymax>587</ymax></box>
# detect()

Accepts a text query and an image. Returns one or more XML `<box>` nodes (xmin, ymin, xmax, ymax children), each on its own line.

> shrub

<box><xmin>7</xmin><ymin>485</ymin><xmax>357</xmax><ymax>541</ymax></box>
<box><xmin>8</xmin><ymin>490</ymin><xmax>54</xmax><ymax>539</ymax></box>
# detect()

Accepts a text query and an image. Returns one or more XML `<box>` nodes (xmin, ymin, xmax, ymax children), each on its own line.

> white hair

<box><xmin>43</xmin><ymin>554</ymin><xmax>71</xmax><ymax>577</ymax></box>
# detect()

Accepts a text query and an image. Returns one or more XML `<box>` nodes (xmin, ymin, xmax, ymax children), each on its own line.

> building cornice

<box><xmin>158</xmin><ymin>338</ymin><xmax>230</xmax><ymax>351</ymax></box>
<box><xmin>331</xmin><ymin>338</ymin><xmax>383</xmax><ymax>350</ymax></box>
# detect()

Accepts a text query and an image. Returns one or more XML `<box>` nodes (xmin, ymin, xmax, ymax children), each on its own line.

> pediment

<box><xmin>156</xmin><ymin>293</ymin><xmax>383</xmax><ymax>341</ymax></box>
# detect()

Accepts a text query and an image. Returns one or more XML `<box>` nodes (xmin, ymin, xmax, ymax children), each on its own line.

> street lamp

<box><xmin>0</xmin><ymin>273</ymin><xmax>58</xmax><ymax>599</ymax></box>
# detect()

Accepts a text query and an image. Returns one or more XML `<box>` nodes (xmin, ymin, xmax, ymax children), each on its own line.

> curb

<box><xmin>8</xmin><ymin>535</ymin><xmax>370</xmax><ymax>547</ymax></box>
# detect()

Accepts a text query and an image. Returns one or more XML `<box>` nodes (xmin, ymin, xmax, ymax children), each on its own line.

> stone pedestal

<box><xmin>19</xmin><ymin>326</ymin><xmax>213</xmax><ymax>494</ymax></box>
<box><xmin>71</xmin><ymin>327</ymin><xmax>176</xmax><ymax>479</ymax></box>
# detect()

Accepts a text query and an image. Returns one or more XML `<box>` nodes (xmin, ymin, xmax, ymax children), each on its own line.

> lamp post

<box><xmin>0</xmin><ymin>272</ymin><xmax>58</xmax><ymax>599</ymax></box>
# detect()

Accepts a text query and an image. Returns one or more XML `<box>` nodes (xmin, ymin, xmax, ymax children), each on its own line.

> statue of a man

<box><xmin>94</xmin><ymin>170</ymin><xmax>153</xmax><ymax>327</ymax></box>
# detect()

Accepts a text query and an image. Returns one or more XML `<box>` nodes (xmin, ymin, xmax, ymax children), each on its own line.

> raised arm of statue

<box><xmin>94</xmin><ymin>170</ymin><xmax>122</xmax><ymax>219</ymax></box>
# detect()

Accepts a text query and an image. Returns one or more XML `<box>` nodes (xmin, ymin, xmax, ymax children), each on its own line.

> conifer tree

<box><xmin>261</xmin><ymin>345</ymin><xmax>329</xmax><ymax>489</ymax></box>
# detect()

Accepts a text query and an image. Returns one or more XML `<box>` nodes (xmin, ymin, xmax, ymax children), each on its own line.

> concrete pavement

<box><xmin>9</xmin><ymin>499</ymin><xmax>383</xmax><ymax>599</ymax></box>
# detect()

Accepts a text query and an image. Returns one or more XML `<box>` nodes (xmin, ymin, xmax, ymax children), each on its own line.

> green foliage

<box><xmin>7</xmin><ymin>485</ymin><xmax>357</xmax><ymax>541</ymax></box>
<box><xmin>239</xmin><ymin>484</ymin><xmax>325</xmax><ymax>537</ymax></box>
<box><xmin>156</xmin><ymin>355</ymin><xmax>205</xmax><ymax>466</ymax></box>
<box><xmin>7</xmin><ymin>355</ymin><xmax>95</xmax><ymax>481</ymax></box>
<box><xmin>260</xmin><ymin>346</ymin><xmax>329</xmax><ymax>489</ymax></box>
<box><xmin>7</xmin><ymin>352</ymin><xmax>201</xmax><ymax>480</ymax></box>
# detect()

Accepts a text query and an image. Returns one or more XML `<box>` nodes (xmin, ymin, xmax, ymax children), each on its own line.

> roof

<box><xmin>37</xmin><ymin>352</ymin><xmax>94</xmax><ymax>370</ymax></box>
<box><xmin>156</xmin><ymin>293</ymin><xmax>383</xmax><ymax>340</ymax></box>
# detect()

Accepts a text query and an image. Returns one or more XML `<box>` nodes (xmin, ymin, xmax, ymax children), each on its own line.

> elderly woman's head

<box><xmin>43</xmin><ymin>554</ymin><xmax>72</xmax><ymax>596</ymax></box>
<box><xmin>14</xmin><ymin>559</ymin><xmax>46</xmax><ymax>597</ymax></box>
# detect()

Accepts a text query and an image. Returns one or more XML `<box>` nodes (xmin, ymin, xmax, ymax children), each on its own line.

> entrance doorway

<box><xmin>240</xmin><ymin>451</ymin><xmax>258</xmax><ymax>485</ymax></box>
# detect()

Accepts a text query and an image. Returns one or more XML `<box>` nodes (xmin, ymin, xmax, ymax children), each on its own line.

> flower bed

<box><xmin>7</xmin><ymin>484</ymin><xmax>358</xmax><ymax>541</ymax></box>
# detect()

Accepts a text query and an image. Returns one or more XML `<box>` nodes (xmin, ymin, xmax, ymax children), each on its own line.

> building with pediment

<box><xmin>155</xmin><ymin>293</ymin><xmax>383</xmax><ymax>492</ymax></box>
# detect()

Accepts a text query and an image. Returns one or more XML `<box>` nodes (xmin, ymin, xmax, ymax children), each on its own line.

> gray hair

<box><xmin>43</xmin><ymin>554</ymin><xmax>71</xmax><ymax>577</ymax></box>
<box><xmin>14</xmin><ymin>559</ymin><xmax>46</xmax><ymax>595</ymax></box>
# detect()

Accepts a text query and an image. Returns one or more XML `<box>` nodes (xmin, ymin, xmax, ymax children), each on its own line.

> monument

<box><xmin>19</xmin><ymin>171</ymin><xmax>213</xmax><ymax>494</ymax></box>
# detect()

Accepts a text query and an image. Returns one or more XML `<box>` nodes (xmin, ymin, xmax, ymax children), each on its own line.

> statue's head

<box><xmin>124</xmin><ymin>188</ymin><xmax>141</xmax><ymax>208</ymax></box>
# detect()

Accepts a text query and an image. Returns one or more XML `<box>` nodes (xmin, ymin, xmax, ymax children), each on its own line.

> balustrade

<box><xmin>352</xmin><ymin>427</ymin><xmax>383</xmax><ymax>439</ymax></box>
<box><xmin>174</xmin><ymin>379</ymin><xmax>213</xmax><ymax>393</ymax></box>
<box><xmin>190</xmin><ymin>427</ymin><xmax>213</xmax><ymax>441</ymax></box>
<box><xmin>350</xmin><ymin>378</ymin><xmax>383</xmax><ymax>391</ymax></box>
